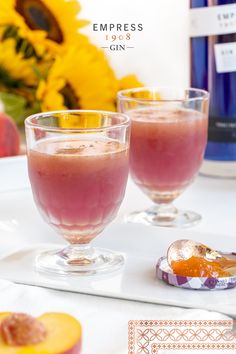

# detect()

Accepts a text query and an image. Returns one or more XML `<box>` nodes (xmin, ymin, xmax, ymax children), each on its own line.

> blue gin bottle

<box><xmin>190</xmin><ymin>0</ymin><xmax>236</xmax><ymax>177</ymax></box>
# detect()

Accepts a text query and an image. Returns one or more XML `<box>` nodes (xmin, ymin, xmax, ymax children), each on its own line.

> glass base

<box><xmin>125</xmin><ymin>205</ymin><xmax>201</xmax><ymax>228</ymax></box>
<box><xmin>35</xmin><ymin>246</ymin><xmax>125</xmax><ymax>276</ymax></box>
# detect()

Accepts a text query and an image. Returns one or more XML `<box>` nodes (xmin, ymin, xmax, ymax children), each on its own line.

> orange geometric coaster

<box><xmin>128</xmin><ymin>320</ymin><xmax>236</xmax><ymax>354</ymax></box>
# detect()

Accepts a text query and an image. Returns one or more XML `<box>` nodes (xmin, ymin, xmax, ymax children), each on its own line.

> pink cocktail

<box><xmin>118</xmin><ymin>87</ymin><xmax>209</xmax><ymax>227</ymax></box>
<box><xmin>28</xmin><ymin>138</ymin><xmax>128</xmax><ymax>244</ymax></box>
<box><xmin>130</xmin><ymin>108</ymin><xmax>208</xmax><ymax>201</ymax></box>
<box><xmin>25</xmin><ymin>110</ymin><xmax>130</xmax><ymax>276</ymax></box>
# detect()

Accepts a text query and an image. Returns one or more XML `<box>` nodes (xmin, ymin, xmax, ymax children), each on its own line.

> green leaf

<box><xmin>0</xmin><ymin>92</ymin><xmax>27</xmax><ymax>124</ymax></box>
<box><xmin>0</xmin><ymin>92</ymin><xmax>41</xmax><ymax>125</ymax></box>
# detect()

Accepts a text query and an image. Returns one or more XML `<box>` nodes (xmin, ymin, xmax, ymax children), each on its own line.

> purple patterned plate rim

<box><xmin>156</xmin><ymin>255</ymin><xmax>236</xmax><ymax>291</ymax></box>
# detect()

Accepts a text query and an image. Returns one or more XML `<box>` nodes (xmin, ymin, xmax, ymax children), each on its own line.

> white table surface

<box><xmin>0</xmin><ymin>156</ymin><xmax>236</xmax><ymax>354</ymax></box>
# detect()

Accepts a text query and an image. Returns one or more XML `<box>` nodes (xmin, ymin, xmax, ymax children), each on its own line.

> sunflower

<box><xmin>118</xmin><ymin>74</ymin><xmax>143</xmax><ymax>91</ymax></box>
<box><xmin>37</xmin><ymin>44</ymin><xmax>119</xmax><ymax>115</ymax></box>
<box><xmin>0</xmin><ymin>0</ymin><xmax>89</xmax><ymax>56</ymax></box>
<box><xmin>0</xmin><ymin>38</ymin><xmax>37</xmax><ymax>88</ymax></box>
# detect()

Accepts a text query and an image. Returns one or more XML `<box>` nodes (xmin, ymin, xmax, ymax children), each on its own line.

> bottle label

<box><xmin>209</xmin><ymin>118</ymin><xmax>236</xmax><ymax>142</ymax></box>
<box><xmin>190</xmin><ymin>4</ymin><xmax>236</xmax><ymax>37</ymax></box>
<box><xmin>214</xmin><ymin>41</ymin><xmax>236</xmax><ymax>73</ymax></box>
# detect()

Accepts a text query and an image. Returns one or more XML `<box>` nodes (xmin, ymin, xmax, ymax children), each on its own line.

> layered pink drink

<box><xmin>28</xmin><ymin>138</ymin><xmax>129</xmax><ymax>243</ymax></box>
<box><xmin>130</xmin><ymin>108</ymin><xmax>208</xmax><ymax>202</ymax></box>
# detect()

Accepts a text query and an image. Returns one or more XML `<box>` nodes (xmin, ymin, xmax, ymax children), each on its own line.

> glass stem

<box><xmin>58</xmin><ymin>243</ymin><xmax>96</xmax><ymax>265</ymax></box>
<box><xmin>152</xmin><ymin>203</ymin><xmax>178</xmax><ymax>222</ymax></box>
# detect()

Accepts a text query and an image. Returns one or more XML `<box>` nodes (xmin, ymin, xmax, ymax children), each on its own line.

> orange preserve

<box><xmin>171</xmin><ymin>256</ymin><xmax>232</xmax><ymax>278</ymax></box>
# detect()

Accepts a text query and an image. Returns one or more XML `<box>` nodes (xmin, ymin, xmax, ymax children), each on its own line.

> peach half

<box><xmin>0</xmin><ymin>312</ymin><xmax>82</xmax><ymax>354</ymax></box>
<box><xmin>0</xmin><ymin>112</ymin><xmax>20</xmax><ymax>157</ymax></box>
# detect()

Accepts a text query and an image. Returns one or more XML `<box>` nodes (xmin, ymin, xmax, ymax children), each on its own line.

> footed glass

<box><xmin>25</xmin><ymin>110</ymin><xmax>130</xmax><ymax>275</ymax></box>
<box><xmin>118</xmin><ymin>87</ymin><xmax>209</xmax><ymax>227</ymax></box>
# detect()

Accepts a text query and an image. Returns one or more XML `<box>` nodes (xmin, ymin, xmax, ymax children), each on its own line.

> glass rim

<box><xmin>25</xmin><ymin>109</ymin><xmax>130</xmax><ymax>132</ymax></box>
<box><xmin>117</xmin><ymin>86</ymin><xmax>210</xmax><ymax>103</ymax></box>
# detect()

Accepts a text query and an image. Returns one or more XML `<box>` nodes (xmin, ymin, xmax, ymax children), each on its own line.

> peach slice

<box><xmin>0</xmin><ymin>313</ymin><xmax>82</xmax><ymax>354</ymax></box>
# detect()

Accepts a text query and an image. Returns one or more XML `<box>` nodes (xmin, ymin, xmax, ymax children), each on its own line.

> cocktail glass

<box><xmin>118</xmin><ymin>87</ymin><xmax>209</xmax><ymax>227</ymax></box>
<box><xmin>25</xmin><ymin>110</ymin><xmax>130</xmax><ymax>275</ymax></box>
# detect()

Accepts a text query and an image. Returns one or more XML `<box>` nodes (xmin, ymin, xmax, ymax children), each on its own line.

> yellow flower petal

<box><xmin>0</xmin><ymin>0</ymin><xmax>89</xmax><ymax>57</ymax></box>
<box><xmin>37</xmin><ymin>44</ymin><xmax>119</xmax><ymax>118</ymax></box>
<box><xmin>119</xmin><ymin>74</ymin><xmax>143</xmax><ymax>90</ymax></box>
<box><xmin>0</xmin><ymin>38</ymin><xmax>37</xmax><ymax>86</ymax></box>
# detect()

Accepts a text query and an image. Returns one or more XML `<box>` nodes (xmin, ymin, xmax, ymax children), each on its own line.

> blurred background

<box><xmin>1</xmin><ymin>0</ymin><xmax>236</xmax><ymax>178</ymax></box>
<box><xmin>79</xmin><ymin>0</ymin><xmax>189</xmax><ymax>86</ymax></box>
<box><xmin>0</xmin><ymin>0</ymin><xmax>189</xmax><ymax>128</ymax></box>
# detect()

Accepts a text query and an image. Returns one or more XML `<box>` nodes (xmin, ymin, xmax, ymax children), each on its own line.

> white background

<box><xmin>80</xmin><ymin>0</ymin><xmax>190</xmax><ymax>86</ymax></box>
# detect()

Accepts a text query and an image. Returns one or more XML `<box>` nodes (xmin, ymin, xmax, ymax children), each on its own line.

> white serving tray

<box><xmin>0</xmin><ymin>156</ymin><xmax>236</xmax><ymax>317</ymax></box>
